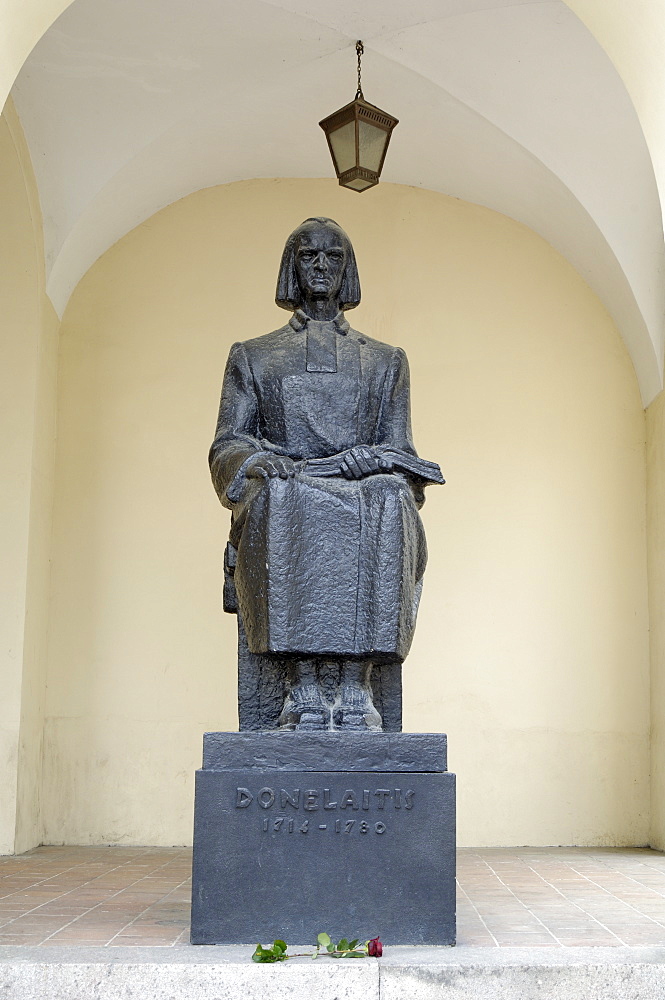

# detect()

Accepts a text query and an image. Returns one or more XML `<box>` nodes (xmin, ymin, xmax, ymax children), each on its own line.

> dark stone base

<box><xmin>202</xmin><ymin>731</ymin><xmax>447</xmax><ymax>771</ymax></box>
<box><xmin>190</xmin><ymin>733</ymin><xmax>456</xmax><ymax>946</ymax></box>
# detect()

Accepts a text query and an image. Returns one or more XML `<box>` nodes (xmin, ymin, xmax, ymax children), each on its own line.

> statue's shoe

<box><xmin>279</xmin><ymin>683</ymin><xmax>330</xmax><ymax>730</ymax></box>
<box><xmin>295</xmin><ymin>709</ymin><xmax>329</xmax><ymax>731</ymax></box>
<box><xmin>279</xmin><ymin>706</ymin><xmax>330</xmax><ymax>730</ymax></box>
<box><xmin>334</xmin><ymin>682</ymin><xmax>382</xmax><ymax>731</ymax></box>
<box><xmin>334</xmin><ymin>708</ymin><xmax>382</xmax><ymax>731</ymax></box>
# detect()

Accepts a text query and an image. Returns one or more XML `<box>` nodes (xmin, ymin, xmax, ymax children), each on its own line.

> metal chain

<box><xmin>355</xmin><ymin>40</ymin><xmax>364</xmax><ymax>99</ymax></box>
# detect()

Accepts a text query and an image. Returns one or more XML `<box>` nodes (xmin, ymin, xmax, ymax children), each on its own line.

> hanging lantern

<box><xmin>319</xmin><ymin>41</ymin><xmax>398</xmax><ymax>193</ymax></box>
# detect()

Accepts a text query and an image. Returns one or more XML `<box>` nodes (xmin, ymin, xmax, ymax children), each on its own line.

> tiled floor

<box><xmin>458</xmin><ymin>847</ymin><xmax>665</xmax><ymax>947</ymax></box>
<box><xmin>0</xmin><ymin>848</ymin><xmax>191</xmax><ymax>947</ymax></box>
<box><xmin>0</xmin><ymin>846</ymin><xmax>664</xmax><ymax>948</ymax></box>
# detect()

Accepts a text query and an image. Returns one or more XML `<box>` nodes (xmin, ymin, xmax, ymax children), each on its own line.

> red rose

<box><xmin>367</xmin><ymin>937</ymin><xmax>383</xmax><ymax>957</ymax></box>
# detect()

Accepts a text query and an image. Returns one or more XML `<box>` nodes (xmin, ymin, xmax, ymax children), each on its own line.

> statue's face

<box><xmin>294</xmin><ymin>225</ymin><xmax>347</xmax><ymax>303</ymax></box>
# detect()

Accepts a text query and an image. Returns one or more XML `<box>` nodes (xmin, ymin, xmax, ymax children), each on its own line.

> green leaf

<box><xmin>338</xmin><ymin>938</ymin><xmax>349</xmax><ymax>952</ymax></box>
<box><xmin>252</xmin><ymin>945</ymin><xmax>278</xmax><ymax>963</ymax></box>
<box><xmin>273</xmin><ymin>940</ymin><xmax>287</xmax><ymax>953</ymax></box>
<box><xmin>349</xmin><ymin>939</ymin><xmax>359</xmax><ymax>950</ymax></box>
<box><xmin>317</xmin><ymin>932</ymin><xmax>331</xmax><ymax>947</ymax></box>
<box><xmin>326</xmin><ymin>943</ymin><xmax>335</xmax><ymax>953</ymax></box>
<box><xmin>348</xmin><ymin>951</ymin><xmax>366</xmax><ymax>958</ymax></box>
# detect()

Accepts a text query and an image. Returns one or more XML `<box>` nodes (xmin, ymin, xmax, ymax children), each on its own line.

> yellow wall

<box><xmin>647</xmin><ymin>391</ymin><xmax>665</xmax><ymax>850</ymax></box>
<box><xmin>0</xmin><ymin>98</ymin><xmax>58</xmax><ymax>854</ymax></box>
<box><xmin>0</xmin><ymin>0</ymin><xmax>660</xmax><ymax>854</ymax></box>
<box><xmin>14</xmin><ymin>296</ymin><xmax>58</xmax><ymax>854</ymax></box>
<box><xmin>44</xmin><ymin>178</ymin><xmax>649</xmax><ymax>847</ymax></box>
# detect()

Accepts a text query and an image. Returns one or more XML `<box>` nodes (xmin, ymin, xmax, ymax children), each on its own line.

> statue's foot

<box><xmin>334</xmin><ymin>708</ymin><xmax>382</xmax><ymax>731</ymax></box>
<box><xmin>296</xmin><ymin>709</ymin><xmax>329</xmax><ymax>731</ymax></box>
<box><xmin>279</xmin><ymin>682</ymin><xmax>330</xmax><ymax>731</ymax></box>
<box><xmin>334</xmin><ymin>681</ymin><xmax>382</xmax><ymax>731</ymax></box>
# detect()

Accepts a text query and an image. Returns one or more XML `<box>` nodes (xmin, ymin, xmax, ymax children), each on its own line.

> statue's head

<box><xmin>276</xmin><ymin>217</ymin><xmax>361</xmax><ymax>312</ymax></box>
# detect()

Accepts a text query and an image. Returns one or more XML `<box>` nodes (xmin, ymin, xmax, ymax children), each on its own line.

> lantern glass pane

<box><xmin>358</xmin><ymin>121</ymin><xmax>388</xmax><ymax>173</ymax></box>
<box><xmin>344</xmin><ymin>176</ymin><xmax>374</xmax><ymax>191</ymax></box>
<box><xmin>328</xmin><ymin>121</ymin><xmax>356</xmax><ymax>174</ymax></box>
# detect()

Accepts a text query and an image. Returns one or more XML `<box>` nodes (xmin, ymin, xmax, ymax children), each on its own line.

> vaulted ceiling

<box><xmin>11</xmin><ymin>0</ymin><xmax>664</xmax><ymax>402</ymax></box>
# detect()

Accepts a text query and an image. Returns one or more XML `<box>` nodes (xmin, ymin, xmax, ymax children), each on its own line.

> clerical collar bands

<box><xmin>289</xmin><ymin>309</ymin><xmax>350</xmax><ymax>335</ymax></box>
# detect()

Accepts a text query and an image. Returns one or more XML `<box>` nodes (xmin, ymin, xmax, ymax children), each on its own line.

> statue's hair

<box><xmin>275</xmin><ymin>217</ymin><xmax>361</xmax><ymax>311</ymax></box>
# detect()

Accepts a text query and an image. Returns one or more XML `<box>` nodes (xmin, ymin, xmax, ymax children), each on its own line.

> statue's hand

<box><xmin>246</xmin><ymin>453</ymin><xmax>297</xmax><ymax>480</ymax></box>
<box><xmin>340</xmin><ymin>446</ymin><xmax>393</xmax><ymax>480</ymax></box>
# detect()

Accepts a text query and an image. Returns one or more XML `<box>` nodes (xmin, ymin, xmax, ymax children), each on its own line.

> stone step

<box><xmin>3</xmin><ymin>945</ymin><xmax>665</xmax><ymax>999</ymax></box>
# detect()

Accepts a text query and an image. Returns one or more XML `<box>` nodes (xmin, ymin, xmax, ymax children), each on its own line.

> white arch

<box><xmin>6</xmin><ymin>0</ymin><xmax>665</xmax><ymax>401</ymax></box>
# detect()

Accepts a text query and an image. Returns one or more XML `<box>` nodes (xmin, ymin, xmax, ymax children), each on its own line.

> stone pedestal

<box><xmin>190</xmin><ymin>732</ymin><xmax>455</xmax><ymax>946</ymax></box>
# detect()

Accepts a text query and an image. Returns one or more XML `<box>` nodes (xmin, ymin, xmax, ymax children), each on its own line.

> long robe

<box><xmin>209</xmin><ymin>309</ymin><xmax>432</xmax><ymax>661</ymax></box>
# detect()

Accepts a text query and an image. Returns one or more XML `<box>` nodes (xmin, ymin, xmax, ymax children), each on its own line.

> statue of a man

<box><xmin>209</xmin><ymin>217</ymin><xmax>442</xmax><ymax>732</ymax></box>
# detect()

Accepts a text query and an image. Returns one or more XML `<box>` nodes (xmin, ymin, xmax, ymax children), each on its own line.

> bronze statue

<box><xmin>210</xmin><ymin>218</ymin><xmax>443</xmax><ymax>732</ymax></box>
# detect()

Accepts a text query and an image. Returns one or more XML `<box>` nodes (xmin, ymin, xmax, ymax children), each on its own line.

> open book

<box><xmin>299</xmin><ymin>447</ymin><xmax>445</xmax><ymax>487</ymax></box>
